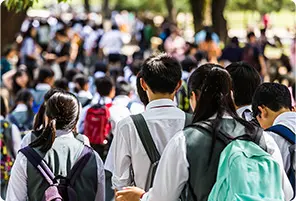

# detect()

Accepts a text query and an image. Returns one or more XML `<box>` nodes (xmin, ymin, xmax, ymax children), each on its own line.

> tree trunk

<box><xmin>211</xmin><ymin>0</ymin><xmax>227</xmax><ymax>43</ymax></box>
<box><xmin>1</xmin><ymin>4</ymin><xmax>27</xmax><ymax>48</ymax></box>
<box><xmin>165</xmin><ymin>0</ymin><xmax>176</xmax><ymax>23</ymax></box>
<box><xmin>189</xmin><ymin>0</ymin><xmax>206</xmax><ymax>33</ymax></box>
<box><xmin>102</xmin><ymin>0</ymin><xmax>111</xmax><ymax>19</ymax></box>
<box><xmin>84</xmin><ymin>0</ymin><xmax>90</xmax><ymax>13</ymax></box>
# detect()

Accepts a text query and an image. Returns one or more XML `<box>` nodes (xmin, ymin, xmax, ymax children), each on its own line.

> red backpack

<box><xmin>84</xmin><ymin>103</ymin><xmax>112</xmax><ymax>145</ymax></box>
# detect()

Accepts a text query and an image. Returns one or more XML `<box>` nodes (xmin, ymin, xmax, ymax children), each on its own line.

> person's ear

<box><xmin>258</xmin><ymin>106</ymin><xmax>267</xmax><ymax>119</ymax></box>
<box><xmin>291</xmin><ymin>106</ymin><xmax>296</xmax><ymax>112</ymax></box>
<box><xmin>140</xmin><ymin>78</ymin><xmax>148</xmax><ymax>91</ymax></box>
<box><xmin>174</xmin><ymin>80</ymin><xmax>182</xmax><ymax>92</ymax></box>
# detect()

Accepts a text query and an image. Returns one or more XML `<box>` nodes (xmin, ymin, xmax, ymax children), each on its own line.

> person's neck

<box><xmin>149</xmin><ymin>93</ymin><xmax>175</xmax><ymax>102</ymax></box>
<box><xmin>272</xmin><ymin>108</ymin><xmax>291</xmax><ymax>122</ymax></box>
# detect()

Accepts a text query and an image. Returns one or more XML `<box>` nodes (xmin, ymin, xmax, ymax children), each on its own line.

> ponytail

<box><xmin>30</xmin><ymin>119</ymin><xmax>56</xmax><ymax>152</ymax></box>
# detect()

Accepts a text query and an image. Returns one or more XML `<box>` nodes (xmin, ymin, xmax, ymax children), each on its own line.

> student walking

<box><xmin>6</xmin><ymin>91</ymin><xmax>105</xmax><ymax>201</ymax></box>
<box><xmin>115</xmin><ymin>64</ymin><xmax>293</xmax><ymax>201</ymax></box>
<box><xmin>105</xmin><ymin>53</ymin><xmax>190</xmax><ymax>191</ymax></box>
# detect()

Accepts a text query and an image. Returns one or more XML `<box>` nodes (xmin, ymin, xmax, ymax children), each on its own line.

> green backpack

<box><xmin>208</xmin><ymin>139</ymin><xmax>285</xmax><ymax>201</ymax></box>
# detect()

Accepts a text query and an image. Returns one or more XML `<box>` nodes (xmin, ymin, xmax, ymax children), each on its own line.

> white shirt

<box><xmin>99</xmin><ymin>30</ymin><xmax>123</xmax><ymax>55</ymax></box>
<box><xmin>6</xmin><ymin>130</ymin><xmax>105</xmax><ymax>201</ymax></box>
<box><xmin>104</xmin><ymin>99</ymin><xmax>186</xmax><ymax>190</ymax></box>
<box><xmin>0</xmin><ymin>115</ymin><xmax>21</xmax><ymax>156</ymax></box>
<box><xmin>113</xmin><ymin>95</ymin><xmax>145</xmax><ymax>115</ymax></box>
<box><xmin>266</xmin><ymin>112</ymin><xmax>296</xmax><ymax>172</ymax></box>
<box><xmin>141</xmin><ymin>123</ymin><xmax>293</xmax><ymax>201</ymax></box>
<box><xmin>78</xmin><ymin>90</ymin><xmax>93</xmax><ymax>100</ymax></box>
<box><xmin>13</xmin><ymin>103</ymin><xmax>28</xmax><ymax>112</ymax></box>
<box><xmin>236</xmin><ymin>105</ymin><xmax>253</xmax><ymax>121</ymax></box>
<box><xmin>35</xmin><ymin>83</ymin><xmax>51</xmax><ymax>91</ymax></box>
<box><xmin>78</xmin><ymin>97</ymin><xmax>130</xmax><ymax>134</ymax></box>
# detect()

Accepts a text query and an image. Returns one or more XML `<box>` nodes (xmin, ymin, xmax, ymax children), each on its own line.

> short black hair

<box><xmin>181</xmin><ymin>57</ymin><xmax>197</xmax><ymax>72</ymax></box>
<box><xmin>65</xmin><ymin>69</ymin><xmax>80</xmax><ymax>82</ymax></box>
<box><xmin>226</xmin><ymin>62</ymin><xmax>261</xmax><ymax>107</ymax></box>
<box><xmin>116</xmin><ymin>81</ymin><xmax>133</xmax><ymax>96</ymax></box>
<box><xmin>73</xmin><ymin>74</ymin><xmax>88</xmax><ymax>89</ymax></box>
<box><xmin>95</xmin><ymin>62</ymin><xmax>108</xmax><ymax>74</ymax></box>
<box><xmin>37</xmin><ymin>67</ymin><xmax>54</xmax><ymax>83</ymax></box>
<box><xmin>292</xmin><ymin>82</ymin><xmax>295</xmax><ymax>101</ymax></box>
<box><xmin>247</xmin><ymin>32</ymin><xmax>255</xmax><ymax>39</ymax></box>
<box><xmin>54</xmin><ymin>78</ymin><xmax>69</xmax><ymax>91</ymax></box>
<box><xmin>252</xmin><ymin>83</ymin><xmax>292</xmax><ymax>117</ymax></box>
<box><xmin>142</xmin><ymin>53</ymin><xmax>182</xmax><ymax>94</ymax></box>
<box><xmin>95</xmin><ymin>76</ymin><xmax>114</xmax><ymax>96</ymax></box>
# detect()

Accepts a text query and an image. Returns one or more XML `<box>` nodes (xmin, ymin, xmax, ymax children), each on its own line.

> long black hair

<box><xmin>30</xmin><ymin>91</ymin><xmax>80</xmax><ymax>152</ymax></box>
<box><xmin>192</xmin><ymin>64</ymin><xmax>255</xmax><ymax>157</ymax></box>
<box><xmin>32</xmin><ymin>88</ymin><xmax>63</xmax><ymax>138</ymax></box>
<box><xmin>12</xmin><ymin>69</ymin><xmax>29</xmax><ymax>96</ymax></box>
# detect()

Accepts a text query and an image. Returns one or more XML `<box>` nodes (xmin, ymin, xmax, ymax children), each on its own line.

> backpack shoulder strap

<box><xmin>266</xmin><ymin>125</ymin><xmax>296</xmax><ymax>144</ymax></box>
<box><xmin>130</xmin><ymin>114</ymin><xmax>160</xmax><ymax>163</ymax></box>
<box><xmin>184</xmin><ymin>113</ymin><xmax>193</xmax><ymax>128</ymax></box>
<box><xmin>8</xmin><ymin>114</ymin><xmax>20</xmax><ymax>129</ymax></box>
<box><xmin>67</xmin><ymin>145</ymin><xmax>93</xmax><ymax>186</ymax></box>
<box><xmin>127</xmin><ymin>102</ymin><xmax>134</xmax><ymax>110</ymax></box>
<box><xmin>19</xmin><ymin>146</ymin><xmax>55</xmax><ymax>185</ymax></box>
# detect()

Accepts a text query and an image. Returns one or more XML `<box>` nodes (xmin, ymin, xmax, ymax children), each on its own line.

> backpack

<box><xmin>266</xmin><ymin>124</ymin><xmax>295</xmax><ymax>197</ymax></box>
<box><xmin>0</xmin><ymin>120</ymin><xmax>14</xmax><ymax>199</ymax></box>
<box><xmin>130</xmin><ymin>113</ymin><xmax>192</xmax><ymax>191</ymax></box>
<box><xmin>8</xmin><ymin>112</ymin><xmax>33</xmax><ymax>137</ymax></box>
<box><xmin>198</xmin><ymin>121</ymin><xmax>284</xmax><ymax>201</ymax></box>
<box><xmin>19</xmin><ymin>145</ymin><xmax>93</xmax><ymax>201</ymax></box>
<box><xmin>84</xmin><ymin>102</ymin><xmax>112</xmax><ymax>145</ymax></box>
<box><xmin>31</xmin><ymin>89</ymin><xmax>48</xmax><ymax>114</ymax></box>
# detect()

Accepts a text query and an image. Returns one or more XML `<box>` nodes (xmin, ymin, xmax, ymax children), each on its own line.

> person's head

<box><xmin>136</xmin><ymin>71</ymin><xmax>149</xmax><ymax>106</ymax></box>
<box><xmin>252</xmin><ymin>83</ymin><xmax>292</xmax><ymax>129</ymax></box>
<box><xmin>188</xmin><ymin>64</ymin><xmax>215</xmax><ymax>110</ymax></box>
<box><xmin>1</xmin><ymin>96</ymin><xmax>8</xmax><ymax>117</ymax></box>
<box><xmin>73</xmin><ymin>74</ymin><xmax>89</xmax><ymax>92</ymax></box>
<box><xmin>95</xmin><ymin>76</ymin><xmax>115</xmax><ymax>98</ymax></box>
<box><xmin>181</xmin><ymin>57</ymin><xmax>197</xmax><ymax>73</ymax></box>
<box><xmin>37</xmin><ymin>67</ymin><xmax>55</xmax><ymax>86</ymax></box>
<box><xmin>130</xmin><ymin>59</ymin><xmax>142</xmax><ymax>76</ymax></box>
<box><xmin>2</xmin><ymin>45</ymin><xmax>17</xmax><ymax>58</ymax></box>
<box><xmin>12</xmin><ymin>69</ymin><xmax>29</xmax><ymax>95</ymax></box>
<box><xmin>30</xmin><ymin>91</ymin><xmax>80</xmax><ymax>152</ymax></box>
<box><xmin>65</xmin><ymin>69</ymin><xmax>80</xmax><ymax>82</ymax></box>
<box><xmin>33</xmin><ymin>88</ymin><xmax>63</xmax><ymax>136</ymax></box>
<box><xmin>192</xmin><ymin>65</ymin><xmax>255</xmax><ymax>159</ymax></box>
<box><xmin>185</xmin><ymin>42</ymin><xmax>198</xmax><ymax>56</ymax></box>
<box><xmin>230</xmin><ymin>37</ymin><xmax>239</xmax><ymax>47</ymax></box>
<box><xmin>116</xmin><ymin>80</ymin><xmax>133</xmax><ymax>97</ymax></box>
<box><xmin>141</xmin><ymin>53</ymin><xmax>182</xmax><ymax>101</ymax></box>
<box><xmin>247</xmin><ymin>32</ymin><xmax>256</xmax><ymax>44</ymax></box>
<box><xmin>260</xmin><ymin>28</ymin><xmax>266</xmax><ymax>36</ymax></box>
<box><xmin>226</xmin><ymin>62</ymin><xmax>261</xmax><ymax>108</ymax></box>
<box><xmin>205</xmin><ymin>32</ymin><xmax>213</xmax><ymax>42</ymax></box>
<box><xmin>12</xmin><ymin>89</ymin><xmax>34</xmax><ymax>117</ymax></box>
<box><xmin>94</xmin><ymin>62</ymin><xmax>108</xmax><ymax>74</ymax></box>
<box><xmin>111</xmin><ymin>24</ymin><xmax>119</xmax><ymax>30</ymax></box>
<box><xmin>54</xmin><ymin>78</ymin><xmax>69</xmax><ymax>91</ymax></box>
<box><xmin>24</xmin><ymin>26</ymin><xmax>37</xmax><ymax>39</ymax></box>
<box><xmin>56</xmin><ymin>29</ymin><xmax>69</xmax><ymax>43</ymax></box>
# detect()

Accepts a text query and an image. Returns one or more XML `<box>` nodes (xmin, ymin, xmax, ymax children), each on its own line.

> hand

<box><xmin>116</xmin><ymin>186</ymin><xmax>146</xmax><ymax>201</ymax></box>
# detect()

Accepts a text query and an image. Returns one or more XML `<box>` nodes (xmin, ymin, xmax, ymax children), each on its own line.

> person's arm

<box><xmin>11</xmin><ymin>124</ymin><xmax>21</xmax><ymax>155</ymax></box>
<box><xmin>104</xmin><ymin>118</ymin><xmax>133</xmax><ymax>189</ymax></box>
<box><xmin>94</xmin><ymin>152</ymin><xmax>105</xmax><ymax>201</ymax></box>
<box><xmin>263</xmin><ymin>132</ymin><xmax>293</xmax><ymax>201</ymax></box>
<box><xmin>6</xmin><ymin>152</ymin><xmax>28</xmax><ymax>201</ymax></box>
<box><xmin>116</xmin><ymin>131</ymin><xmax>189</xmax><ymax>201</ymax></box>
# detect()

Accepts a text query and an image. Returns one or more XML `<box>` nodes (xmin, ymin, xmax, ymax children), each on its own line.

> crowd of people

<box><xmin>0</xmin><ymin>10</ymin><xmax>296</xmax><ymax>201</ymax></box>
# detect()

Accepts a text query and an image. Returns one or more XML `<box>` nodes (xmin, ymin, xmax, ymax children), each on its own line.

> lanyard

<box><xmin>149</xmin><ymin>105</ymin><xmax>175</xmax><ymax>109</ymax></box>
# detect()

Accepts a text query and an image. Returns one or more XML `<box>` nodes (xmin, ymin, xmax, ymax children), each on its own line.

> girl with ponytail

<box><xmin>114</xmin><ymin>64</ymin><xmax>292</xmax><ymax>201</ymax></box>
<box><xmin>6</xmin><ymin>91</ymin><xmax>105</xmax><ymax>201</ymax></box>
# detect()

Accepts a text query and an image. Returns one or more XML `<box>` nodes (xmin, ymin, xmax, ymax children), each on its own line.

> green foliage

<box><xmin>227</xmin><ymin>0</ymin><xmax>294</xmax><ymax>13</ymax></box>
<box><xmin>4</xmin><ymin>0</ymin><xmax>68</xmax><ymax>12</ymax></box>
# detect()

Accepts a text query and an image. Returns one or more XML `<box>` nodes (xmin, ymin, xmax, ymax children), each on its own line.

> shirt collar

<box><xmin>14</xmin><ymin>103</ymin><xmax>28</xmax><ymax>112</ymax></box>
<box><xmin>273</xmin><ymin>112</ymin><xmax>296</xmax><ymax>133</ymax></box>
<box><xmin>55</xmin><ymin>130</ymin><xmax>75</xmax><ymax>138</ymax></box>
<box><xmin>36</xmin><ymin>83</ymin><xmax>51</xmax><ymax>91</ymax></box>
<box><xmin>78</xmin><ymin>90</ymin><xmax>93</xmax><ymax>99</ymax></box>
<box><xmin>236</xmin><ymin>105</ymin><xmax>252</xmax><ymax>118</ymax></box>
<box><xmin>146</xmin><ymin>99</ymin><xmax>176</xmax><ymax>110</ymax></box>
<box><xmin>100</xmin><ymin>97</ymin><xmax>112</xmax><ymax>105</ymax></box>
